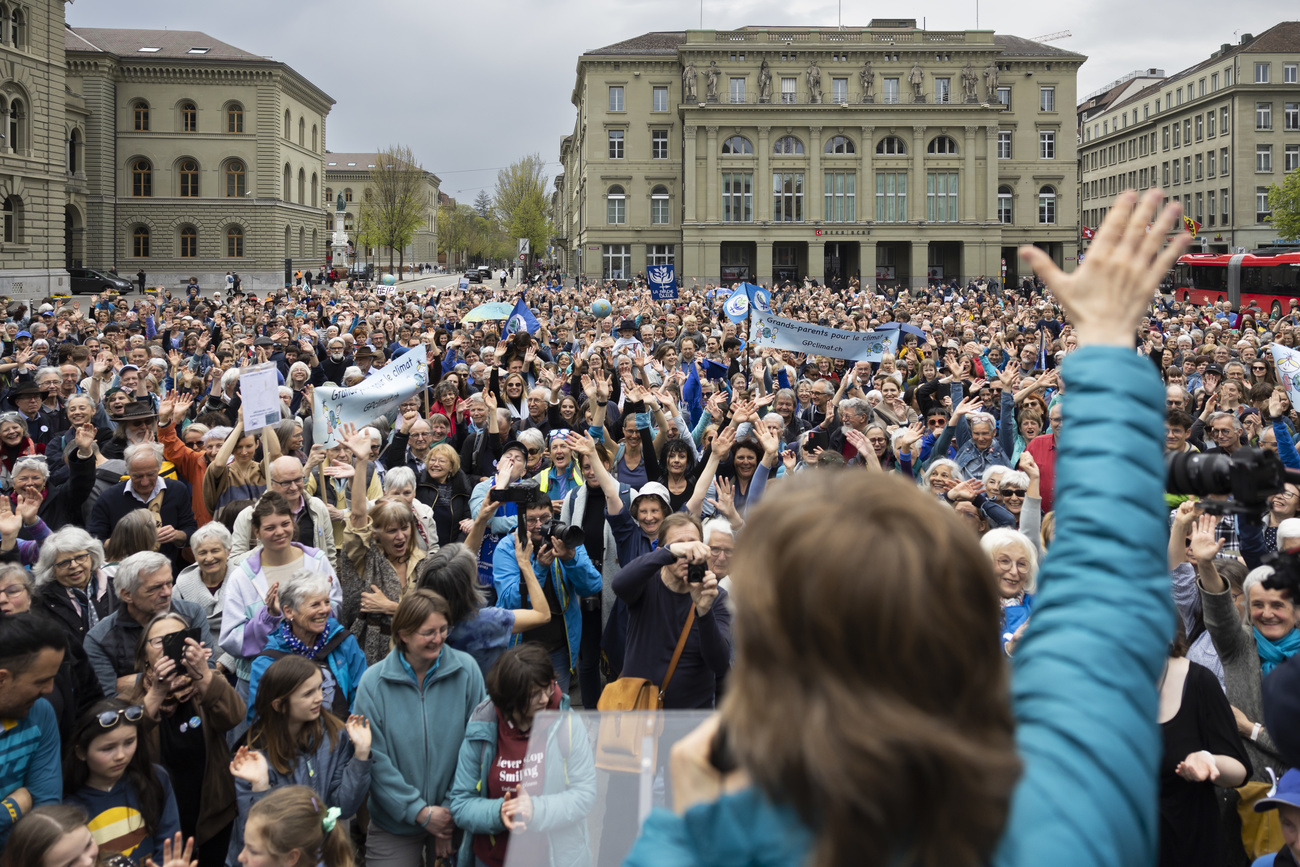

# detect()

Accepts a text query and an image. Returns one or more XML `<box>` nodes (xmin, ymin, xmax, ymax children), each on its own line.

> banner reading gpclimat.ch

<box><xmin>750</xmin><ymin>312</ymin><xmax>900</xmax><ymax>362</ymax></box>
<box><xmin>312</xmin><ymin>344</ymin><xmax>428</xmax><ymax>447</ymax></box>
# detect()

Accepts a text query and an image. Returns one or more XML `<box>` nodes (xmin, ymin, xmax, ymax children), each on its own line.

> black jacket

<box><xmin>86</xmin><ymin>478</ymin><xmax>198</xmax><ymax>572</ymax></box>
<box><xmin>414</xmin><ymin>468</ymin><xmax>472</xmax><ymax>541</ymax></box>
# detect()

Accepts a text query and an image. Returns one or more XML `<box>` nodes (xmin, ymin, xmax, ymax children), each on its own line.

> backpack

<box><xmin>256</xmin><ymin>630</ymin><xmax>351</xmax><ymax>718</ymax></box>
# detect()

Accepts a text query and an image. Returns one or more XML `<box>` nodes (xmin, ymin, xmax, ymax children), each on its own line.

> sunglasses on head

<box><xmin>96</xmin><ymin>705</ymin><xmax>144</xmax><ymax>729</ymax></box>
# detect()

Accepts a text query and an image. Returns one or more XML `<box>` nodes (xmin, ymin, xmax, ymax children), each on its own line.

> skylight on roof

<box><xmin>187</xmin><ymin>47</ymin><xmax>211</xmax><ymax>54</ymax></box>
<box><xmin>138</xmin><ymin>47</ymin><xmax>161</xmax><ymax>53</ymax></box>
<box><xmin>327</xmin><ymin>162</ymin><xmax>337</xmax><ymax>166</ymax></box>
<box><xmin>347</xmin><ymin>162</ymin><xmax>356</xmax><ymax>166</ymax></box>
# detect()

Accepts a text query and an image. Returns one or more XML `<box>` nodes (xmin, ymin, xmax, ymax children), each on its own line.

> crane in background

<box><xmin>1031</xmin><ymin>30</ymin><xmax>1073</xmax><ymax>43</ymax></box>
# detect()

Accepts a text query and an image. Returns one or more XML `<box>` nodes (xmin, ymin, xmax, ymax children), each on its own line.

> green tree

<box><xmin>362</xmin><ymin>144</ymin><xmax>428</xmax><ymax>276</ymax></box>
<box><xmin>473</xmin><ymin>190</ymin><xmax>493</xmax><ymax>219</ymax></box>
<box><xmin>437</xmin><ymin>203</ymin><xmax>479</xmax><ymax>269</ymax></box>
<box><xmin>493</xmin><ymin>154</ymin><xmax>552</xmax><ymax>261</ymax></box>
<box><xmin>1267</xmin><ymin>169</ymin><xmax>1300</xmax><ymax>241</ymax></box>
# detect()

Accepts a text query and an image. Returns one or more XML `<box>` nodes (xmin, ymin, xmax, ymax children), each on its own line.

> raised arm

<box><xmin>686</xmin><ymin>427</ymin><xmax>734</xmax><ymax>517</ymax></box>
<box><xmin>566</xmin><ymin>431</ymin><xmax>622</xmax><ymax>515</ymax></box>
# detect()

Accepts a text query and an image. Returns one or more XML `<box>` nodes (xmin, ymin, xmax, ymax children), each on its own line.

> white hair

<box><xmin>980</xmin><ymin>528</ymin><xmax>1040</xmax><ymax>594</ymax></box>
<box><xmin>384</xmin><ymin>466</ymin><xmax>417</xmax><ymax>492</ymax></box>
<box><xmin>981</xmin><ymin>466</ymin><xmax>1006</xmax><ymax>486</ymax></box>
<box><xmin>124</xmin><ymin>442</ymin><xmax>165</xmax><ymax>469</ymax></box>
<box><xmin>278</xmin><ymin>569</ymin><xmax>332</xmax><ymax>614</ymax></box>
<box><xmin>1277</xmin><ymin>517</ymin><xmax>1300</xmax><ymax>551</ymax></box>
<box><xmin>115</xmin><ymin>551</ymin><xmax>171</xmax><ymax>598</ymax></box>
<box><xmin>220</xmin><ymin>368</ymin><xmax>241</xmax><ymax>392</ymax></box>
<box><xmin>967</xmin><ymin>412</ymin><xmax>997</xmax><ymax>432</ymax></box>
<box><xmin>702</xmin><ymin>517</ymin><xmax>733</xmax><ymax>546</ymax></box>
<box><xmin>12</xmin><ymin>456</ymin><xmax>49</xmax><ymax>483</ymax></box>
<box><xmin>288</xmin><ymin>361</ymin><xmax>311</xmax><ymax>381</ymax></box>
<box><xmin>999</xmin><ymin>470</ymin><xmax>1030</xmax><ymax>491</ymax></box>
<box><xmin>190</xmin><ymin>522</ymin><xmax>233</xmax><ymax>552</ymax></box>
<box><xmin>34</xmin><ymin>527</ymin><xmax>106</xmax><ymax>586</ymax></box>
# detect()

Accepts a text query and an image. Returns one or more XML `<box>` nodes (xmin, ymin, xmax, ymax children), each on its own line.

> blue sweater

<box><xmin>0</xmin><ymin>700</ymin><xmax>62</xmax><ymax>847</ymax></box>
<box><xmin>66</xmin><ymin>763</ymin><xmax>180</xmax><ymax>865</ymax></box>
<box><xmin>624</xmin><ymin>346</ymin><xmax>1174</xmax><ymax>867</ymax></box>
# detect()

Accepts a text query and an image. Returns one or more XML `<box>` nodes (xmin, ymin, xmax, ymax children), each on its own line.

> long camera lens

<box><xmin>1166</xmin><ymin>452</ymin><xmax>1235</xmax><ymax>497</ymax></box>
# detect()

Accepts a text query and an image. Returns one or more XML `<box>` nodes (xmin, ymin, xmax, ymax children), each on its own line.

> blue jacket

<box><xmin>353</xmin><ymin>645</ymin><xmax>487</xmax><ymax>837</ymax></box>
<box><xmin>492</xmin><ymin>538</ymin><xmax>603</xmax><ymax>677</ymax></box>
<box><xmin>0</xmin><ymin>700</ymin><xmax>62</xmax><ymax>848</ymax></box>
<box><xmin>624</xmin><ymin>347</ymin><xmax>1174</xmax><ymax>867</ymax></box>
<box><xmin>448</xmin><ymin>696</ymin><xmax>596</xmax><ymax>867</ymax></box>
<box><xmin>246</xmin><ymin>618</ymin><xmax>367</xmax><ymax>723</ymax></box>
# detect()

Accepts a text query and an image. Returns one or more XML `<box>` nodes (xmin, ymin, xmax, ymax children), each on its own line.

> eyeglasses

<box><xmin>1211</xmin><ymin>427</ymin><xmax>1235</xmax><ymax>437</ymax></box>
<box><xmin>185</xmin><ymin>440</ymin><xmax>204</xmax><ymax>451</ymax></box>
<box><xmin>994</xmin><ymin>555</ymin><xmax>1030</xmax><ymax>573</ymax></box>
<box><xmin>709</xmin><ymin>546</ymin><xmax>734</xmax><ymax>558</ymax></box>
<box><xmin>1001</xmin><ymin>489</ymin><xmax>1027</xmax><ymax>499</ymax></box>
<box><xmin>95</xmin><ymin>705</ymin><xmax>144</xmax><ymax>728</ymax></box>
<box><xmin>1253</xmin><ymin>366</ymin><xmax>1267</xmax><ymax>372</ymax></box>
<box><xmin>273</xmin><ymin>476</ymin><xmax>305</xmax><ymax>488</ymax></box>
<box><xmin>926</xmin><ymin>419</ymin><xmax>946</xmax><ymax>427</ymax></box>
<box><xmin>0</xmin><ymin>584</ymin><xmax>29</xmax><ymax>598</ymax></box>
<box><xmin>55</xmin><ymin>553</ymin><xmax>91</xmax><ymax>571</ymax></box>
<box><xmin>526</xmin><ymin>448</ymin><xmax>542</xmax><ymax>457</ymax></box>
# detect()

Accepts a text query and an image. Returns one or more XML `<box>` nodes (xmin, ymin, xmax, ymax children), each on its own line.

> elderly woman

<box><xmin>981</xmin><ymin>527</ymin><xmax>1038</xmax><ymax>657</ymax></box>
<box><xmin>45</xmin><ymin>395</ymin><xmax>109</xmax><ymax>488</ymax></box>
<box><xmin>384</xmin><ymin>466</ymin><xmax>440</xmax><ymax>553</ymax></box>
<box><xmin>175</xmin><ymin>522</ymin><xmax>239</xmax><ymax>674</ymax></box>
<box><xmin>0</xmin><ymin>411</ymin><xmax>43</xmax><ymax>491</ymax></box>
<box><xmin>203</xmin><ymin>411</ymin><xmax>279</xmax><ymax>515</ymax></box>
<box><xmin>33</xmin><ymin>525</ymin><xmax>116</xmax><ymax>641</ymax></box>
<box><xmin>10</xmin><ymin>425</ymin><xmax>97</xmax><ymax>533</ymax></box>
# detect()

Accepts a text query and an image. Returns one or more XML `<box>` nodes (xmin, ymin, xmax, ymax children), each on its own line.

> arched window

<box><xmin>298</xmin><ymin>168</ymin><xmax>306</xmax><ymax>204</ymax></box>
<box><xmin>179</xmin><ymin>159</ymin><xmax>199</xmax><ymax>197</ymax></box>
<box><xmin>226</xmin><ymin>225</ymin><xmax>244</xmax><ymax>258</ymax></box>
<box><xmin>9</xmin><ymin>6</ymin><xmax>21</xmax><ymax>49</ymax></box>
<box><xmin>7</xmin><ymin>98</ymin><xmax>21</xmax><ymax>152</ymax></box>
<box><xmin>181</xmin><ymin>102</ymin><xmax>197</xmax><ymax>133</ymax></box>
<box><xmin>363</xmin><ymin>188</ymin><xmax>373</xmax><ymax>203</ymax></box>
<box><xmin>298</xmin><ymin>117</ymin><xmax>305</xmax><ymax>146</ymax></box>
<box><xmin>2</xmin><ymin>196</ymin><xmax>19</xmax><ymax>243</ymax></box>
<box><xmin>773</xmin><ymin>135</ymin><xmax>804</xmax><ymax>155</ymax></box>
<box><xmin>650</xmin><ymin>185</ymin><xmax>670</xmax><ymax>225</ymax></box>
<box><xmin>927</xmin><ymin>135</ymin><xmax>959</xmax><ymax>155</ymax></box>
<box><xmin>721</xmin><ymin>135</ymin><xmax>753</xmax><ymax>155</ymax></box>
<box><xmin>311</xmin><ymin>124</ymin><xmax>318</xmax><ymax>152</ymax></box>
<box><xmin>298</xmin><ymin>227</ymin><xmax>306</xmax><ymax>258</ymax></box>
<box><xmin>283</xmin><ymin>163</ymin><xmax>291</xmax><ymax>200</ymax></box>
<box><xmin>876</xmin><ymin>136</ymin><xmax>907</xmax><ymax>155</ymax></box>
<box><xmin>343</xmin><ymin>188</ymin><xmax>353</xmax><ymax>203</ymax></box>
<box><xmin>312</xmin><ymin>229</ymin><xmax>319</xmax><ymax>256</ymax></box>
<box><xmin>1037</xmin><ymin>185</ymin><xmax>1057</xmax><ymax>224</ymax></box>
<box><xmin>133</xmin><ymin>101</ymin><xmax>149</xmax><ymax>132</ymax></box>
<box><xmin>607</xmin><ymin>185</ymin><xmax>626</xmax><ymax>224</ymax></box>
<box><xmin>132</xmin><ymin>225</ymin><xmax>150</xmax><ymax>258</ymax></box>
<box><xmin>283</xmin><ymin>110</ymin><xmax>291</xmax><ymax>140</ymax></box>
<box><xmin>225</xmin><ymin>161</ymin><xmax>246</xmax><ymax>197</ymax></box>
<box><xmin>311</xmin><ymin>173</ymin><xmax>318</xmax><ymax>208</ymax></box>
<box><xmin>997</xmin><ymin>185</ymin><xmax>1014</xmax><ymax>224</ymax></box>
<box><xmin>824</xmin><ymin>135</ymin><xmax>855</xmax><ymax>154</ymax></box>
<box><xmin>132</xmin><ymin>159</ymin><xmax>152</xmax><ymax>197</ymax></box>
<box><xmin>179</xmin><ymin>226</ymin><xmax>197</xmax><ymax>258</ymax></box>
<box><xmin>226</xmin><ymin>103</ymin><xmax>243</xmax><ymax>134</ymax></box>
<box><xmin>67</xmin><ymin>129</ymin><xmax>80</xmax><ymax>174</ymax></box>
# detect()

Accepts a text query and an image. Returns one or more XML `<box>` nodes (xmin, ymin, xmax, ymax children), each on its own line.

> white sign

<box><xmin>239</xmin><ymin>363</ymin><xmax>281</xmax><ymax>433</ymax></box>
<box><xmin>517</xmin><ymin>238</ymin><xmax>530</xmax><ymax>257</ymax></box>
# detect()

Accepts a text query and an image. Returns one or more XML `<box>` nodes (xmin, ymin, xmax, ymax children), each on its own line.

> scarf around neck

<box><xmin>281</xmin><ymin>621</ymin><xmax>328</xmax><ymax>658</ymax></box>
<box><xmin>1254</xmin><ymin>626</ymin><xmax>1300</xmax><ymax>676</ymax></box>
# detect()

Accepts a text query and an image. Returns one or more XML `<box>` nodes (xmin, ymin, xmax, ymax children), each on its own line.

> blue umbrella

<box><xmin>461</xmin><ymin>301</ymin><xmax>514</xmax><ymax>323</ymax></box>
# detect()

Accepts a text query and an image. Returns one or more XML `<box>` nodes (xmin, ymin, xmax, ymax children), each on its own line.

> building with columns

<box><xmin>323</xmin><ymin>152</ymin><xmax>440</xmax><ymax>272</ymax></box>
<box><xmin>557</xmin><ymin>22</ymin><xmax>1084</xmax><ymax>289</ymax></box>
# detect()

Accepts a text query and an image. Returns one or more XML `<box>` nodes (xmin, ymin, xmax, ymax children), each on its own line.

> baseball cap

<box><xmin>1255</xmin><ymin>769</ymin><xmax>1300</xmax><ymax>813</ymax></box>
<box><xmin>14</xmin><ymin>330</ymin><xmax>29</xmax><ymax>338</ymax></box>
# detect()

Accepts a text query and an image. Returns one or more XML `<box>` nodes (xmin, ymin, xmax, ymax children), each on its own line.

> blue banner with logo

<box><xmin>648</xmin><ymin>264</ymin><xmax>677</xmax><ymax>300</ymax></box>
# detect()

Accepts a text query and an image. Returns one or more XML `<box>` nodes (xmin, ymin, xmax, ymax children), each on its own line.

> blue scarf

<box><xmin>1253</xmin><ymin>626</ymin><xmax>1300</xmax><ymax>676</ymax></box>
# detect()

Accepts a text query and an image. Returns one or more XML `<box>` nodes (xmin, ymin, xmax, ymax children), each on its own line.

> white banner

<box><xmin>751</xmin><ymin>313</ymin><xmax>900</xmax><ymax>362</ymax></box>
<box><xmin>312</xmin><ymin>345</ymin><xmax>428</xmax><ymax>447</ymax></box>
<box><xmin>1272</xmin><ymin>343</ymin><xmax>1300</xmax><ymax>411</ymax></box>
<box><xmin>239</xmin><ymin>363</ymin><xmax>281</xmax><ymax>433</ymax></box>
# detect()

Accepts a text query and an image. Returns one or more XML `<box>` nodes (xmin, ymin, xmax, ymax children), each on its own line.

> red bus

<box><xmin>1173</xmin><ymin>251</ymin><xmax>1300</xmax><ymax>313</ymax></box>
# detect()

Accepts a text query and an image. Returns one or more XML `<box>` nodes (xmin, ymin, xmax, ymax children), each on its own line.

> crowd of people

<box><xmin>2</xmin><ymin>187</ymin><xmax>1300</xmax><ymax>867</ymax></box>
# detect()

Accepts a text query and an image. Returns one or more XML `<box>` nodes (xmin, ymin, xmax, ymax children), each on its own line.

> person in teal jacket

<box><xmin>448</xmin><ymin>646</ymin><xmax>597</xmax><ymax>867</ymax></box>
<box><xmin>623</xmin><ymin>189</ymin><xmax>1190</xmax><ymax>867</ymax></box>
<box><xmin>492</xmin><ymin>488</ymin><xmax>603</xmax><ymax>694</ymax></box>
<box><xmin>245</xmin><ymin>614</ymin><xmax>367</xmax><ymax>724</ymax></box>
<box><xmin>353</xmin><ymin>589</ymin><xmax>487</xmax><ymax>866</ymax></box>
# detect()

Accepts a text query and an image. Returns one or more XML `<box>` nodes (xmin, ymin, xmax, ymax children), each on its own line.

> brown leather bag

<box><xmin>594</xmin><ymin>607</ymin><xmax>695</xmax><ymax>773</ymax></box>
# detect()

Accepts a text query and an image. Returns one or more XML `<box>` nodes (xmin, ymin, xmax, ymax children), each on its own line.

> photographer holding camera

<box><xmin>491</xmin><ymin>487</ymin><xmax>602</xmax><ymax>695</ymax></box>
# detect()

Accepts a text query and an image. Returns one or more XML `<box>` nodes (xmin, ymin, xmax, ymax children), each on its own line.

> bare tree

<box><xmin>361</xmin><ymin>144</ymin><xmax>427</xmax><ymax>277</ymax></box>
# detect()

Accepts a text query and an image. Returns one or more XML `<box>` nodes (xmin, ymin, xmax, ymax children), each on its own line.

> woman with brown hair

<box><xmin>624</xmin><ymin>190</ymin><xmax>1190</xmax><ymax>867</ymax></box>
<box><xmin>103</xmin><ymin>509</ymin><xmax>159</xmax><ymax>573</ymax></box>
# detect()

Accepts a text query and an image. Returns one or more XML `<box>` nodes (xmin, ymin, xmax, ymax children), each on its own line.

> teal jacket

<box><xmin>625</xmin><ymin>347</ymin><xmax>1174</xmax><ymax>867</ymax></box>
<box><xmin>448</xmin><ymin>696</ymin><xmax>597</xmax><ymax>867</ymax></box>
<box><xmin>245</xmin><ymin>617</ymin><xmax>367</xmax><ymax>723</ymax></box>
<box><xmin>353</xmin><ymin>644</ymin><xmax>487</xmax><ymax>836</ymax></box>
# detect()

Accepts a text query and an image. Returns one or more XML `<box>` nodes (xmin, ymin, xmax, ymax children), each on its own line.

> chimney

<box><xmin>1240</xmin><ymin>33</ymin><xmax>1254</xmax><ymax>45</ymax></box>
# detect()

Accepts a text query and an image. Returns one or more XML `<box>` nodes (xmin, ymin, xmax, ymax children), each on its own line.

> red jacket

<box><xmin>1026</xmin><ymin>432</ymin><xmax>1058</xmax><ymax>514</ymax></box>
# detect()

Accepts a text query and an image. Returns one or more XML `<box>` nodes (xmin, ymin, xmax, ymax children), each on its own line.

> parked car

<box><xmin>477</xmin><ymin>265</ymin><xmax>493</xmax><ymax>282</ymax></box>
<box><xmin>69</xmin><ymin>268</ymin><xmax>134</xmax><ymax>295</ymax></box>
<box><xmin>465</xmin><ymin>268</ymin><xmax>482</xmax><ymax>283</ymax></box>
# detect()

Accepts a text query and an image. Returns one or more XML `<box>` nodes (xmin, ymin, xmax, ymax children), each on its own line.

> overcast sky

<box><xmin>70</xmin><ymin>0</ymin><xmax>1290</xmax><ymax>205</ymax></box>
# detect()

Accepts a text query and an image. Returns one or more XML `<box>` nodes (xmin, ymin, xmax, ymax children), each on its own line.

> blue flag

<box><xmin>742</xmin><ymin>282</ymin><xmax>771</xmax><ymax>314</ymax></box>
<box><xmin>502</xmin><ymin>298</ymin><xmax>540</xmax><ymax>338</ymax></box>
<box><xmin>648</xmin><ymin>264</ymin><xmax>677</xmax><ymax>300</ymax></box>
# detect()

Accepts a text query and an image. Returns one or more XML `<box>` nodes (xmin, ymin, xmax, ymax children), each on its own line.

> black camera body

<box><xmin>488</xmin><ymin>479</ymin><xmax>540</xmax><ymax>504</ymax></box>
<box><xmin>537</xmin><ymin>519</ymin><xmax>585</xmax><ymax>551</ymax></box>
<box><xmin>687</xmin><ymin>560</ymin><xmax>708</xmax><ymax>584</ymax></box>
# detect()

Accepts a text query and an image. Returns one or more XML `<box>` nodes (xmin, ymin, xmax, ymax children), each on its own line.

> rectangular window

<box><xmin>1211</xmin><ymin>73</ymin><xmax>1219</xmax><ymax>91</ymax></box>
<box><xmin>1221</xmin><ymin>147</ymin><xmax>1230</xmax><ymax>176</ymax></box>
<box><xmin>730</xmin><ymin>77</ymin><xmax>746</xmax><ymax>104</ymax></box>
<box><xmin>1038</xmin><ymin>189</ymin><xmax>1056</xmax><ymax>224</ymax></box>
<box><xmin>1208</xmin><ymin>190</ymin><xmax>1216</xmax><ymax>226</ymax></box>
<box><xmin>1227</xmin><ymin>67</ymin><xmax>1234</xmax><ymax>86</ymax></box>
<box><xmin>1196</xmin><ymin>192</ymin><xmax>1203</xmax><ymax>224</ymax></box>
<box><xmin>1258</xmin><ymin>188</ymin><xmax>1272</xmax><ymax>223</ymax></box>
<box><xmin>1195</xmin><ymin>115</ymin><xmax>1203</xmax><ymax>140</ymax></box>
<box><xmin>609</xmin><ymin>86</ymin><xmax>624</xmax><ymax>112</ymax></box>
<box><xmin>1039</xmin><ymin>86</ymin><xmax>1055</xmax><ymax>112</ymax></box>
<box><xmin>926</xmin><ymin>172</ymin><xmax>959</xmax><ymax>222</ymax></box>
<box><xmin>1257</xmin><ymin>102</ymin><xmax>1273</xmax><ymax>130</ymax></box>
<box><xmin>608</xmin><ymin>130</ymin><xmax>623</xmax><ymax>159</ymax></box>
<box><xmin>883</xmin><ymin>78</ymin><xmax>900</xmax><ymax>104</ymax></box>
<box><xmin>1256</xmin><ymin>63</ymin><xmax>1270</xmax><ymax>84</ymax></box>
<box><xmin>781</xmin><ymin>77</ymin><xmax>797</xmax><ymax>104</ymax></box>
<box><xmin>1287</xmin><ymin>144</ymin><xmax>1300</xmax><ymax>173</ymax></box>
<box><xmin>652</xmin><ymin>86</ymin><xmax>668</xmax><ymax>112</ymax></box>
<box><xmin>997</xmin><ymin>86</ymin><xmax>1011</xmax><ymax>107</ymax></box>
<box><xmin>1173</xmin><ymin>124</ymin><xmax>1180</xmax><ymax>147</ymax></box>
<box><xmin>1145</xmin><ymin>104</ymin><xmax>1150</xmax><ymax>120</ymax></box>
<box><xmin>607</xmin><ymin>191</ymin><xmax>625</xmax><ymax>224</ymax></box>
<box><xmin>1208</xmin><ymin>111</ymin><xmax>1216</xmax><ymax>137</ymax></box>
<box><xmin>651</xmin><ymin>129</ymin><xmax>668</xmax><ymax>160</ymax></box>
<box><xmin>1163</xmin><ymin>126</ymin><xmax>1170</xmax><ymax>150</ymax></box>
<box><xmin>1257</xmin><ymin>145</ymin><xmax>1273</xmax><ymax>173</ymax></box>
<box><xmin>647</xmin><ymin>244</ymin><xmax>674</xmax><ymax>266</ymax></box>
<box><xmin>602</xmin><ymin>245</ymin><xmax>630</xmax><ymax>280</ymax></box>
<box><xmin>1162</xmin><ymin>161</ymin><xmax>1170</xmax><ymax>186</ymax></box>
<box><xmin>1287</xmin><ymin>64</ymin><xmax>1299</xmax><ymax>84</ymax></box>
<box><xmin>722</xmin><ymin>172</ymin><xmax>753</xmax><ymax>222</ymax></box>
<box><xmin>1208</xmin><ymin>150</ymin><xmax>1216</xmax><ymax>177</ymax></box>
<box><xmin>998</xmin><ymin>189</ymin><xmax>1013</xmax><ymax>224</ymax></box>
<box><xmin>1287</xmin><ymin>103</ymin><xmax>1300</xmax><ymax>131</ymax></box>
<box><xmin>1222</xmin><ymin>188</ymin><xmax>1229</xmax><ymax>224</ymax></box>
<box><xmin>823</xmin><ymin>172</ymin><xmax>856</xmax><ymax>222</ymax></box>
<box><xmin>1177</xmin><ymin>87</ymin><xmax>1183</xmax><ymax>106</ymax></box>
<box><xmin>1195</xmin><ymin>154</ymin><xmax>1203</xmax><ymax>180</ymax></box>
<box><xmin>1173</xmin><ymin>160</ymin><xmax>1181</xmax><ymax>184</ymax></box>
<box><xmin>1222</xmin><ymin>106</ymin><xmax>1230</xmax><ymax>134</ymax></box>
<box><xmin>772</xmin><ymin>172</ymin><xmax>805</xmax><ymax>222</ymax></box>
<box><xmin>650</xmin><ymin>191</ymin><xmax>670</xmax><ymax>224</ymax></box>
<box><xmin>1040</xmin><ymin>131</ymin><xmax>1056</xmax><ymax>159</ymax></box>
<box><xmin>832</xmin><ymin>78</ymin><xmax>848</xmax><ymax>105</ymax></box>
<box><xmin>875</xmin><ymin>172</ymin><xmax>907</xmax><ymax>222</ymax></box>
<box><xmin>1199</xmin><ymin>78</ymin><xmax>1206</xmax><ymax>97</ymax></box>
<box><xmin>935</xmin><ymin>77</ymin><xmax>951</xmax><ymax>105</ymax></box>
<box><xmin>997</xmin><ymin>131</ymin><xmax>1012</xmax><ymax>159</ymax></box>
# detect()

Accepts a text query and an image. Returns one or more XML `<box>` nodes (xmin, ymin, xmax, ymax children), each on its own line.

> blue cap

<box><xmin>1255</xmin><ymin>769</ymin><xmax>1300</xmax><ymax>812</ymax></box>
<box><xmin>14</xmin><ymin>330</ymin><xmax>29</xmax><ymax>338</ymax></box>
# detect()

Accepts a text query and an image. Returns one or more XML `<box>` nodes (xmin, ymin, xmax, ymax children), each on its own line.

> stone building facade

<box><xmin>65</xmin><ymin>26</ymin><xmax>334</xmax><ymax>292</ymax></box>
<box><xmin>1078</xmin><ymin>21</ymin><xmax>1300</xmax><ymax>257</ymax></box>
<box><xmin>323</xmin><ymin>152</ymin><xmax>440</xmax><ymax>272</ymax></box>
<box><xmin>0</xmin><ymin>1</ymin><xmax>83</xmax><ymax>295</ymax></box>
<box><xmin>557</xmin><ymin>22</ymin><xmax>1084</xmax><ymax>288</ymax></box>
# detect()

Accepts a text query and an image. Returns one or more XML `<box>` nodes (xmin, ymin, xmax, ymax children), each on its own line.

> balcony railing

<box><xmin>687</xmin><ymin>91</ymin><xmax>1005</xmax><ymax>107</ymax></box>
<box><xmin>691</xmin><ymin>29</ymin><xmax>989</xmax><ymax>45</ymax></box>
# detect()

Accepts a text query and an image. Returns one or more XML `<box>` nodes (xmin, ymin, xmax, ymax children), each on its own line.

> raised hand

<box><xmin>0</xmin><ymin>498</ymin><xmax>21</xmax><ymax>540</ymax></box>
<box><xmin>711</xmin><ymin>425</ymin><xmax>735</xmax><ymax>458</ymax></box>
<box><xmin>228</xmin><ymin>746</ymin><xmax>270</xmax><ymax>791</ymax></box>
<box><xmin>74</xmin><ymin>423</ymin><xmax>97</xmax><ymax>455</ymax></box>
<box><xmin>338</xmin><ymin>422</ymin><xmax>371</xmax><ymax>460</ymax></box>
<box><xmin>344</xmin><ymin>714</ymin><xmax>372</xmax><ymax>759</ymax></box>
<box><xmin>1188</xmin><ymin>514</ymin><xmax>1224</xmax><ymax>562</ymax></box>
<box><xmin>143</xmin><ymin>832</ymin><xmax>197</xmax><ymax>867</ymax></box>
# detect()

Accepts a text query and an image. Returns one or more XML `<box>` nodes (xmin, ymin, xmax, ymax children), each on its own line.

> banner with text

<box><xmin>1272</xmin><ymin>343</ymin><xmax>1300</xmax><ymax>412</ymax></box>
<box><xmin>648</xmin><ymin>264</ymin><xmax>677</xmax><ymax>299</ymax></box>
<box><xmin>751</xmin><ymin>313</ymin><xmax>900</xmax><ymax>362</ymax></box>
<box><xmin>313</xmin><ymin>345</ymin><xmax>428</xmax><ymax>447</ymax></box>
